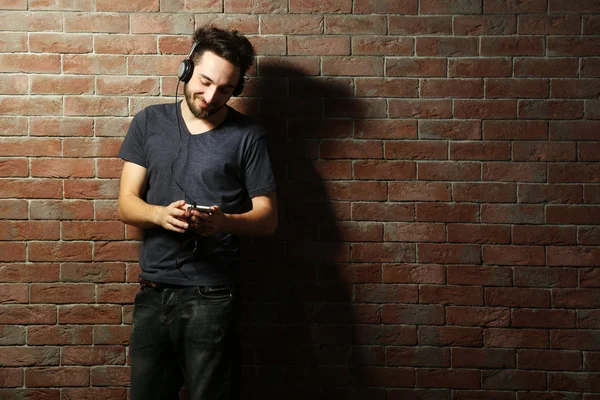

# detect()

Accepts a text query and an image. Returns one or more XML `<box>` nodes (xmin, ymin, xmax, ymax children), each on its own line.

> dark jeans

<box><xmin>129</xmin><ymin>284</ymin><xmax>240</xmax><ymax>400</ymax></box>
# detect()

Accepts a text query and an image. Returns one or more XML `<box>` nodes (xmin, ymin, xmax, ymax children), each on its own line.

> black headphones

<box><xmin>177</xmin><ymin>41</ymin><xmax>245</xmax><ymax>96</ymax></box>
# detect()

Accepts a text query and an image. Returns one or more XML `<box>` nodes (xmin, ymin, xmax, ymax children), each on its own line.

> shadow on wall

<box><xmin>235</xmin><ymin>63</ymin><xmax>378</xmax><ymax>399</ymax></box>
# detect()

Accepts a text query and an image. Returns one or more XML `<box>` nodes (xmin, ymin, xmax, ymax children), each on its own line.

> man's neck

<box><xmin>180</xmin><ymin>102</ymin><xmax>228</xmax><ymax>135</ymax></box>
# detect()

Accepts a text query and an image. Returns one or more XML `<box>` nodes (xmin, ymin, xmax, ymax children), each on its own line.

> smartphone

<box><xmin>187</xmin><ymin>204</ymin><xmax>212</xmax><ymax>214</ymax></box>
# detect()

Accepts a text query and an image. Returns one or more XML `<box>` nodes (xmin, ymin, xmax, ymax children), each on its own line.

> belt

<box><xmin>139</xmin><ymin>278</ymin><xmax>231</xmax><ymax>292</ymax></box>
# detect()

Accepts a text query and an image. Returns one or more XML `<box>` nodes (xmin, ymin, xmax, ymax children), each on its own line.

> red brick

<box><xmin>580</xmin><ymin>267</ymin><xmax>600</xmax><ymax>288</ymax></box>
<box><xmin>384</xmin><ymin>222</ymin><xmax>445</xmax><ymax>243</ymax></box>
<box><xmin>549</xmin><ymin>372</ymin><xmax>600</xmax><ymax>392</ymax></box>
<box><xmin>353</xmin><ymin>160</ymin><xmax>415</xmax><ymax>180</ymax></box>
<box><xmin>417</xmin><ymin>37</ymin><xmax>478</xmax><ymax>57</ymax></box>
<box><xmin>548</xmin><ymin>246</ymin><xmax>600</xmax><ymax>266</ymax></box>
<box><xmin>0</xmin><ymin>242</ymin><xmax>25</xmax><ymax>262</ymax></box>
<box><xmin>30</xmin><ymin>283</ymin><xmax>95</xmax><ymax>304</ymax></box>
<box><xmin>94</xmin><ymin>241</ymin><xmax>141</xmax><ymax>262</ymax></box>
<box><xmin>484</xmin><ymin>0</ymin><xmax>546</xmax><ymax>12</ymax></box>
<box><xmin>447</xmin><ymin>306</ymin><xmax>510</xmax><ymax>327</ymax></box>
<box><xmin>355</xmin><ymin>0</ymin><xmax>417</xmax><ymax>13</ymax></box>
<box><xmin>421</xmin><ymin>0</ymin><xmax>481</xmax><ymax>14</ymax></box>
<box><xmin>481</xmin><ymin>204</ymin><xmax>544</xmax><ymax>224</ymax></box>
<box><xmin>59</xmin><ymin>305</ymin><xmax>121</xmax><ymax>324</ymax></box>
<box><xmin>26</xmin><ymin>367</ymin><xmax>89</xmax><ymax>387</ymax></box>
<box><xmin>0</xmin><ymin>199</ymin><xmax>27</xmax><ymax>220</ymax></box>
<box><xmin>547</xmin><ymin>205</ymin><xmax>600</xmax><ymax>224</ymax></box>
<box><xmin>486</xmin><ymin>287</ymin><xmax>550</xmax><ymax>307</ymax></box>
<box><xmin>0</xmin><ymin>11</ymin><xmax>62</xmax><ymax>31</ymax></box>
<box><xmin>513</xmin><ymin>309</ymin><xmax>576</xmax><ymax>328</ymax></box>
<box><xmin>551</xmin><ymin>79</ymin><xmax>600</xmax><ymax>99</ymax></box>
<box><xmin>421</xmin><ymin>79</ymin><xmax>483</xmax><ymax>98</ymax></box>
<box><xmin>0</xmin><ymin>263</ymin><xmax>58</xmax><ymax>283</ymax></box>
<box><xmin>417</xmin><ymin>203</ymin><xmax>479</xmax><ymax>223</ymax></box>
<box><xmin>513</xmin><ymin>225</ymin><xmax>578</xmax><ymax>245</ymax></box>
<box><xmin>452</xmin><ymin>348</ymin><xmax>515</xmax><ymax>368</ymax></box>
<box><xmin>260</xmin><ymin>15</ymin><xmax>323</xmax><ymax>34</ymax></box>
<box><xmin>383</xmin><ymin>304</ymin><xmax>444</xmax><ymax>325</ymax></box>
<box><xmin>519</xmin><ymin>15</ymin><xmax>578</xmax><ymax>35</ymax></box>
<box><xmin>64</xmin><ymin>179</ymin><xmax>119</xmax><ymax>199</ymax></box>
<box><xmin>420</xmin><ymin>285</ymin><xmax>483</xmax><ymax>306</ymax></box>
<box><xmin>389</xmin><ymin>17</ymin><xmax>452</xmax><ymax>35</ymax></box>
<box><xmin>30</xmin><ymin>117</ymin><xmax>93</xmax><ymax>137</ymax></box>
<box><xmin>0</xmin><ymin>179</ymin><xmax>62</xmax><ymax>199</ymax></box>
<box><xmin>383</xmin><ymin>264</ymin><xmax>445</xmax><ymax>284</ymax></box>
<box><xmin>61</xmin><ymin>221</ymin><xmax>124</xmax><ymax>241</ymax></box>
<box><xmin>0</xmin><ymin>54</ymin><xmax>59</xmax><ymax>74</ymax></box>
<box><xmin>416</xmin><ymin>369</ymin><xmax>480</xmax><ymax>389</ymax></box>
<box><xmin>62</xmin><ymin>346</ymin><xmax>125</xmax><ymax>366</ymax></box>
<box><xmin>196</xmin><ymin>15</ymin><xmax>259</xmax><ymax>34</ymax></box>
<box><xmin>418</xmin><ymin>243</ymin><xmax>481</xmax><ymax>264</ymax></box>
<box><xmin>29</xmin><ymin>242</ymin><xmax>92</xmax><ymax>262</ymax></box>
<box><xmin>325</xmin><ymin>15</ymin><xmax>385</xmax><ymax>34</ymax></box>
<box><xmin>60</xmin><ymin>262</ymin><xmax>126</xmax><ymax>283</ymax></box>
<box><xmin>355</xmin><ymin>120</ymin><xmax>416</xmax><ymax>139</ymax></box>
<box><xmin>483</xmin><ymin>245</ymin><xmax>545</xmax><ymax>266</ymax></box>
<box><xmin>553</xmin><ymin>289</ymin><xmax>600</xmax><ymax>308</ymax></box>
<box><xmin>454</xmin><ymin>15</ymin><xmax>517</xmax><ymax>35</ymax></box>
<box><xmin>387</xmin><ymin>346</ymin><xmax>449</xmax><ymax>367</ymax></box>
<box><xmin>0</xmin><ymin>368</ymin><xmax>23</xmax><ymax>387</ymax></box>
<box><xmin>352</xmin><ymin>36</ymin><xmax>413</xmax><ymax>56</ymax></box>
<box><xmin>483</xmin><ymin>162</ymin><xmax>546</xmax><ymax>182</ymax></box>
<box><xmin>1</xmin><ymin>138</ymin><xmax>61</xmax><ymax>156</ymax></box>
<box><xmin>386</xmin><ymin>141</ymin><xmax>447</xmax><ymax>160</ymax></box>
<box><xmin>585</xmin><ymin>351</ymin><xmax>600</xmax><ymax>370</ymax></box>
<box><xmin>580</xmin><ymin>143</ymin><xmax>600</xmax><ymax>162</ymax></box>
<box><xmin>548</xmin><ymin>37</ymin><xmax>600</xmax><ymax>57</ymax></box>
<box><xmin>550</xmin><ymin>163</ymin><xmax>600</xmax><ymax>183</ymax></box>
<box><xmin>0</xmin><ymin>158</ymin><xmax>27</xmax><ymax>177</ymax></box>
<box><xmin>258</xmin><ymin>56</ymin><xmax>320</xmax><ymax>76</ymax></box>
<box><xmin>0</xmin><ymin>347</ymin><xmax>59</xmax><ymax>367</ymax></box>
<box><xmin>0</xmin><ymin>305</ymin><xmax>56</xmax><ymax>324</ymax></box>
<box><xmin>482</xmin><ymin>370</ymin><xmax>546</xmax><ymax>391</ymax></box>
<box><xmin>61</xmin><ymin>388</ymin><xmax>129</xmax><ymax>399</ymax></box>
<box><xmin>514</xmin><ymin>141</ymin><xmax>577</xmax><ymax>162</ymax></box>
<box><xmin>586</xmin><ymin>100</ymin><xmax>600</xmax><ymax>119</ymax></box>
<box><xmin>128</xmin><ymin>55</ymin><xmax>181</xmax><ymax>76</ymax></box>
<box><xmin>97</xmin><ymin>158</ymin><xmax>125</xmax><ymax>179</ymax></box>
<box><xmin>515</xmin><ymin>58</ymin><xmax>579</xmax><ymax>78</ymax></box>
<box><xmin>450</xmin><ymin>142</ymin><xmax>510</xmax><ymax>161</ymax></box>
<box><xmin>516</xmin><ymin>266</ymin><xmax>577</xmax><ymax>291</ymax></box>
<box><xmin>289</xmin><ymin>0</ymin><xmax>351</xmax><ymax>13</ymax></box>
<box><xmin>486</xmin><ymin>328</ymin><xmax>548</xmax><ymax>348</ymax></box>
<box><xmin>551</xmin><ymin>330</ymin><xmax>600</xmax><ymax>350</ymax></box>
<box><xmin>582</xmin><ymin>58</ymin><xmax>600</xmax><ymax>77</ymax></box>
<box><xmin>447</xmin><ymin>265</ymin><xmax>512</xmax><ymax>286</ymax></box>
<box><xmin>0</xmin><ymin>0</ymin><xmax>27</xmax><ymax>9</ymax></box>
<box><xmin>64</xmin><ymin>96</ymin><xmax>127</xmax><ymax>117</ymax></box>
<box><xmin>453</xmin><ymin>182</ymin><xmax>517</xmax><ymax>203</ymax></box>
<box><xmin>93</xmin><ymin>325</ymin><xmax>131</xmax><ymax>345</ymax></box>
<box><xmin>450</xmin><ymin>58</ymin><xmax>512</xmax><ymax>78</ymax></box>
<box><xmin>29</xmin><ymin>0</ymin><xmax>93</xmax><ymax>9</ymax></box>
<box><xmin>0</xmin><ymin>284</ymin><xmax>28</xmax><ymax>303</ymax></box>
<box><xmin>352</xmin><ymin>325</ymin><xmax>414</xmax><ymax>346</ymax></box>
<box><xmin>29</xmin><ymin>200</ymin><xmax>93</xmax><ymax>220</ymax></box>
<box><xmin>322</xmin><ymin>56</ymin><xmax>383</xmax><ymax>77</ymax></box>
<box><xmin>30</xmin><ymin>158</ymin><xmax>94</xmax><ymax>178</ymax></box>
<box><xmin>31</xmin><ymin>76</ymin><xmax>93</xmax><ymax>95</ymax></box>
<box><xmin>486</xmin><ymin>78</ymin><xmax>549</xmax><ymax>99</ymax></box>
<box><xmin>519</xmin><ymin>349</ymin><xmax>582</xmax><ymax>371</ymax></box>
<box><xmin>455</xmin><ymin>99</ymin><xmax>517</xmax><ymax>119</ymax></box>
<box><xmin>0</xmin><ymin>221</ymin><xmax>59</xmax><ymax>241</ymax></box>
<box><xmin>447</xmin><ymin>224</ymin><xmax>511</xmax><ymax>244</ymax></box>
<box><xmin>288</xmin><ymin>36</ymin><xmax>349</xmax><ymax>56</ymax></box>
<box><xmin>355</xmin><ymin>78</ymin><xmax>417</xmax><ymax>98</ymax></box>
<box><xmin>27</xmin><ymin>325</ymin><xmax>92</xmax><ymax>345</ymax></box>
<box><xmin>352</xmin><ymin>202</ymin><xmax>414</xmax><ymax>221</ymax></box>
<box><xmin>585</xmin><ymin>185</ymin><xmax>600</xmax><ymax>204</ymax></box>
<box><xmin>482</xmin><ymin>37</ymin><xmax>544</xmax><ymax>56</ymax></box>
<box><xmin>354</xmin><ymin>284</ymin><xmax>418</xmax><ymax>304</ymax></box>
<box><xmin>386</xmin><ymin>58</ymin><xmax>447</xmax><ymax>77</ymax></box>
<box><xmin>0</xmin><ymin>96</ymin><xmax>62</xmax><ymax>116</ymax></box>
<box><xmin>0</xmin><ymin>75</ymin><xmax>27</xmax><ymax>94</ymax></box>
<box><xmin>29</xmin><ymin>32</ymin><xmax>91</xmax><ymax>53</ymax></box>
<box><xmin>64</xmin><ymin>12</ymin><xmax>128</xmax><ymax>33</ymax></box>
<box><xmin>418</xmin><ymin>326</ymin><xmax>482</xmax><ymax>347</ymax></box>
<box><xmin>63</xmin><ymin>54</ymin><xmax>126</xmax><ymax>75</ymax></box>
<box><xmin>324</xmin><ymin>99</ymin><xmax>386</xmax><ymax>118</ymax></box>
<box><xmin>0</xmin><ymin>116</ymin><xmax>27</xmax><ymax>136</ymax></box>
<box><xmin>580</xmin><ymin>227</ymin><xmax>600</xmax><ymax>245</ymax></box>
<box><xmin>483</xmin><ymin>120</ymin><xmax>547</xmax><ymax>140</ymax></box>
<box><xmin>389</xmin><ymin>99</ymin><xmax>452</xmax><ymax>119</ymax></box>
<box><xmin>418</xmin><ymin>161</ymin><xmax>480</xmax><ymax>180</ymax></box>
<box><xmin>389</xmin><ymin>182</ymin><xmax>451</xmax><ymax>202</ymax></box>
<box><xmin>352</xmin><ymin>243</ymin><xmax>415</xmax><ymax>263</ymax></box>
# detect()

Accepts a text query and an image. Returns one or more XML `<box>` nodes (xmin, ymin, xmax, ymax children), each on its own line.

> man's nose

<box><xmin>204</xmin><ymin>86</ymin><xmax>217</xmax><ymax>104</ymax></box>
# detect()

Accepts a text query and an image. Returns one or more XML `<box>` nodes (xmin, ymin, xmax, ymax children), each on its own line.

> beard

<box><xmin>183</xmin><ymin>84</ymin><xmax>224</xmax><ymax>119</ymax></box>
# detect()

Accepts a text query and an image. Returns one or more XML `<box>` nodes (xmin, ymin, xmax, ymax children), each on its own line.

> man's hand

<box><xmin>187</xmin><ymin>205</ymin><xmax>227</xmax><ymax>236</ymax></box>
<box><xmin>153</xmin><ymin>200</ymin><xmax>189</xmax><ymax>233</ymax></box>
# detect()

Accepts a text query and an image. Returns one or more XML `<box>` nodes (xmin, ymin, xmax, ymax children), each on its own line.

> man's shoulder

<box><xmin>226</xmin><ymin>107</ymin><xmax>266</xmax><ymax>137</ymax></box>
<box><xmin>138</xmin><ymin>102</ymin><xmax>176</xmax><ymax>119</ymax></box>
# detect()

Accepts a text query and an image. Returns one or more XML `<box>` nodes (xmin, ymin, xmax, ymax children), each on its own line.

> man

<box><xmin>117</xmin><ymin>26</ymin><xmax>277</xmax><ymax>400</ymax></box>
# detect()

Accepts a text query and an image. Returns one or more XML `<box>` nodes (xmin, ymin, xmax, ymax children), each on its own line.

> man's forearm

<box><xmin>118</xmin><ymin>193</ymin><xmax>162</xmax><ymax>229</ymax></box>
<box><xmin>222</xmin><ymin>208</ymin><xmax>277</xmax><ymax>236</ymax></box>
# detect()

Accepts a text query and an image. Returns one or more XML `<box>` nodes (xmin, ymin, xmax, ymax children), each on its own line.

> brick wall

<box><xmin>1</xmin><ymin>0</ymin><xmax>600</xmax><ymax>398</ymax></box>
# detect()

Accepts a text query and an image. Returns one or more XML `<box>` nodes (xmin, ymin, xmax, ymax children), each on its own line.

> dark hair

<box><xmin>191</xmin><ymin>26</ymin><xmax>255</xmax><ymax>78</ymax></box>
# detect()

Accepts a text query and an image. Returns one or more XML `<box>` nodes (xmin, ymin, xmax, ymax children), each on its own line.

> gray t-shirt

<box><xmin>118</xmin><ymin>102</ymin><xmax>276</xmax><ymax>286</ymax></box>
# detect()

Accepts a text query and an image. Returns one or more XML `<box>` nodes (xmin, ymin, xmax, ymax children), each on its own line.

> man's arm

<box><xmin>117</xmin><ymin>161</ymin><xmax>189</xmax><ymax>233</ymax></box>
<box><xmin>188</xmin><ymin>192</ymin><xmax>278</xmax><ymax>236</ymax></box>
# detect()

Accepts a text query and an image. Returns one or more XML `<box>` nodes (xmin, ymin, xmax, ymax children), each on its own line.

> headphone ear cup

<box><xmin>178</xmin><ymin>59</ymin><xmax>194</xmax><ymax>83</ymax></box>
<box><xmin>233</xmin><ymin>77</ymin><xmax>245</xmax><ymax>97</ymax></box>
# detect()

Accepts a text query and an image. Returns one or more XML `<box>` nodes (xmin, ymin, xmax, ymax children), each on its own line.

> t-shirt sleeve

<box><xmin>243</xmin><ymin>133</ymin><xmax>276</xmax><ymax>198</ymax></box>
<box><xmin>118</xmin><ymin>110</ymin><xmax>147</xmax><ymax>168</ymax></box>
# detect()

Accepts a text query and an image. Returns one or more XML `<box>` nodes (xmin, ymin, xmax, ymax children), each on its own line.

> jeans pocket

<box><xmin>197</xmin><ymin>285</ymin><xmax>233</xmax><ymax>300</ymax></box>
